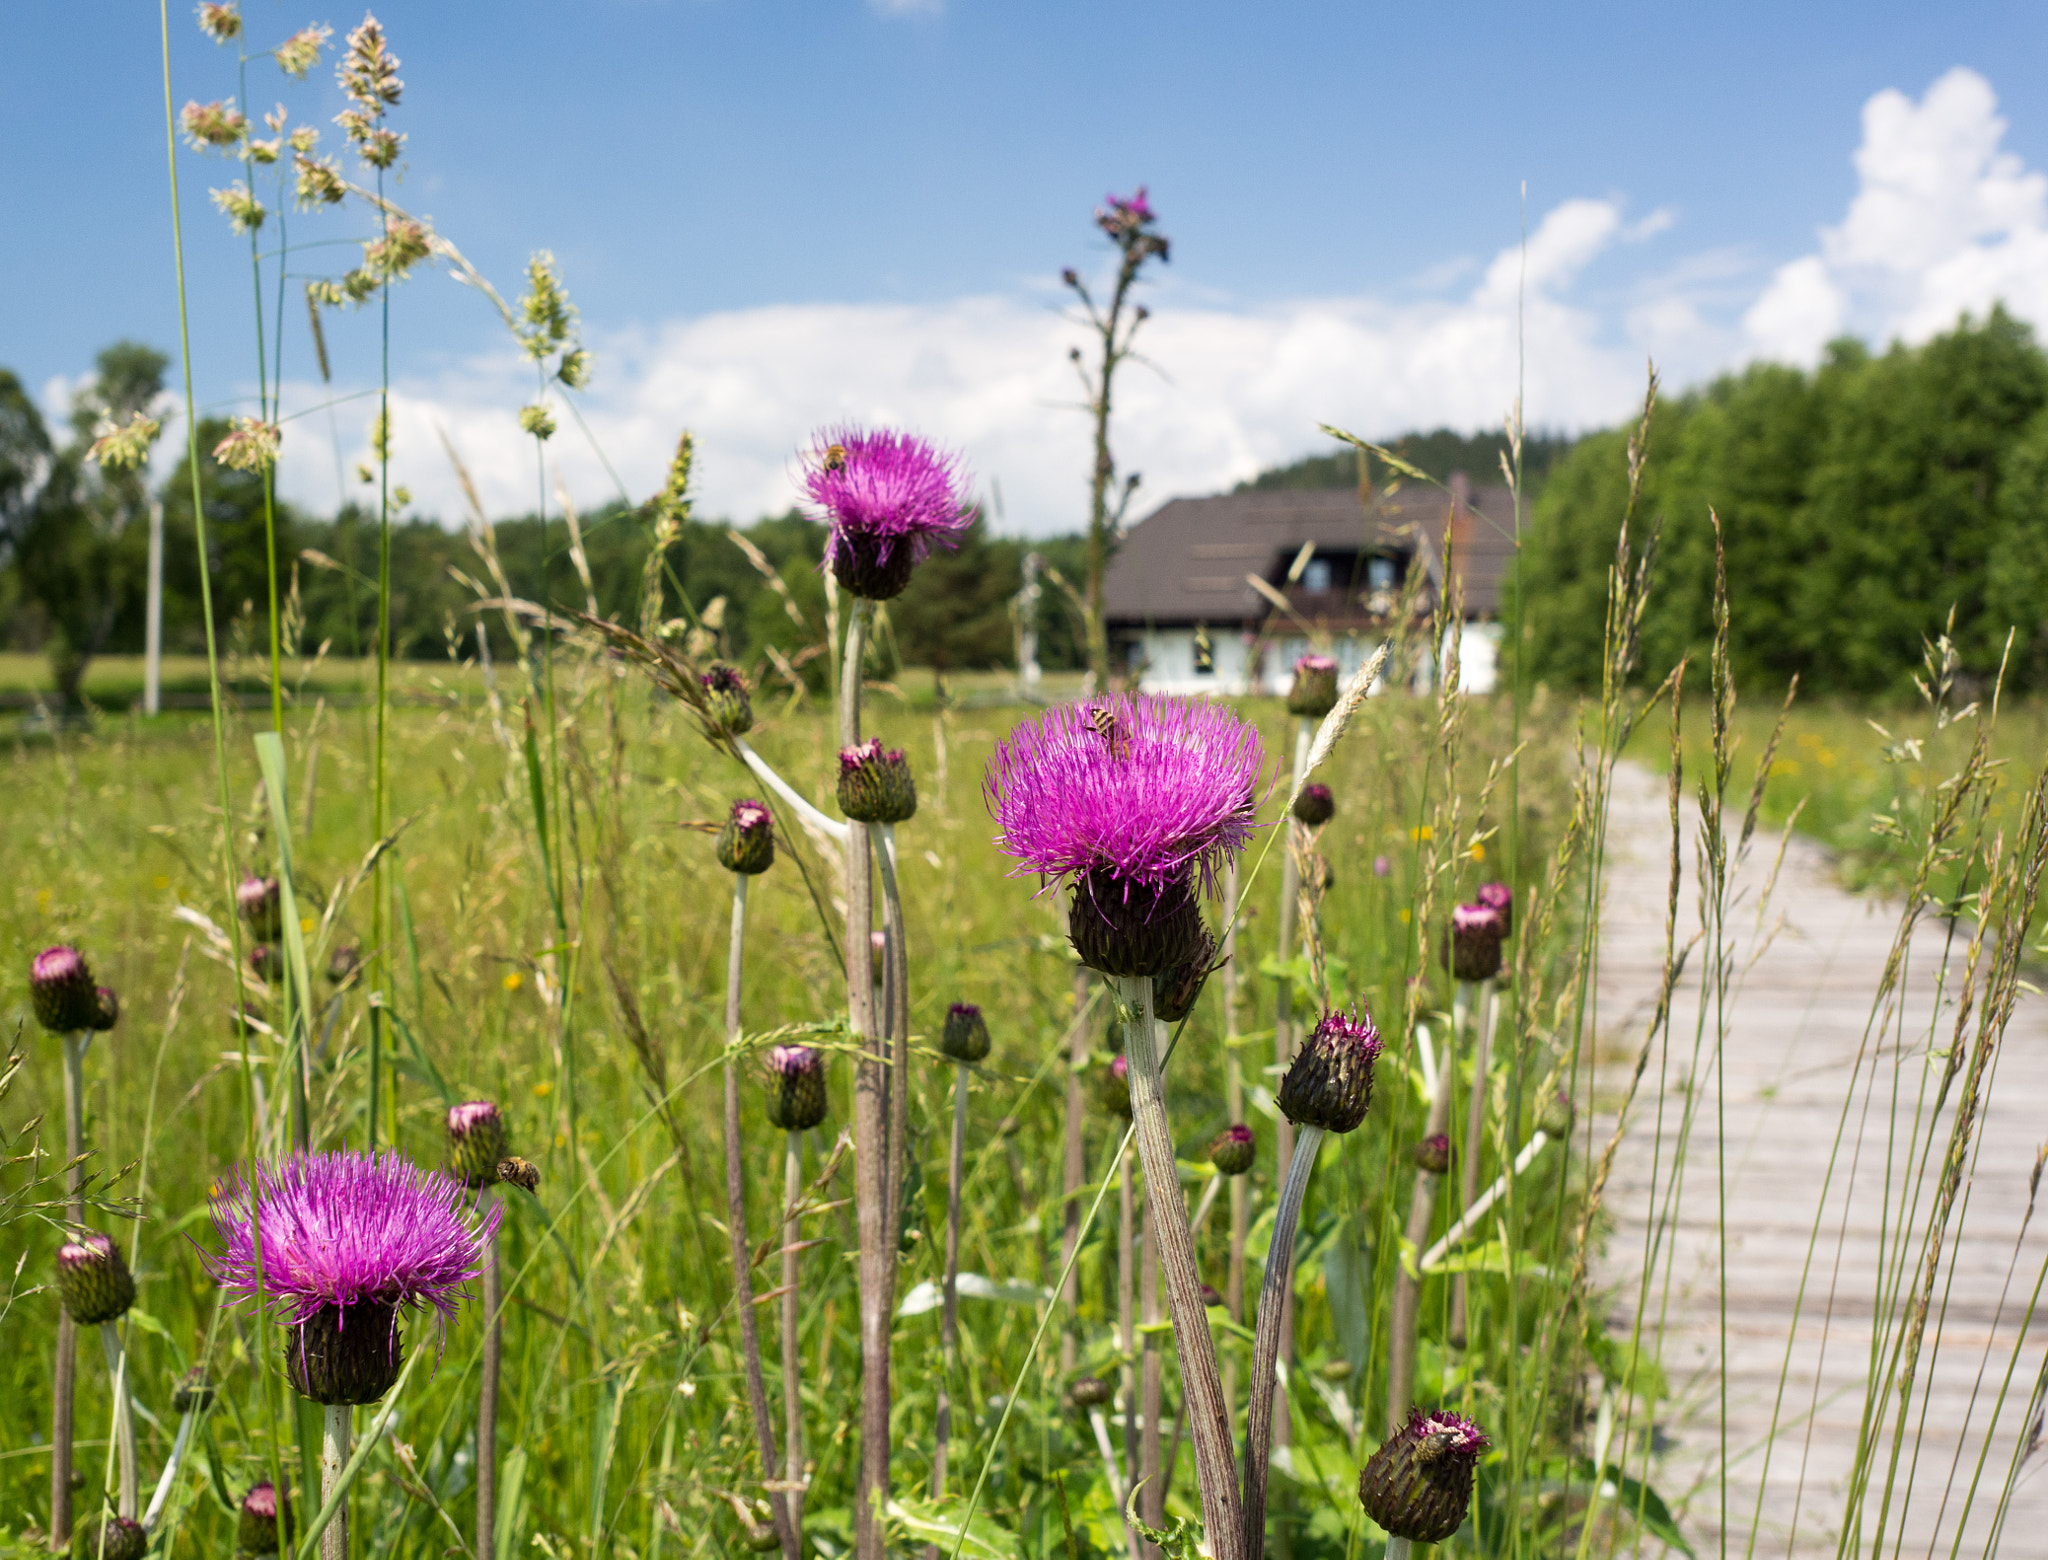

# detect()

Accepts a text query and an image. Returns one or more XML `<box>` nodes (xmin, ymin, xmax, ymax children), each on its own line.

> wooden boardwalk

<box><xmin>1591</xmin><ymin>761</ymin><xmax>2048</xmax><ymax>1559</ymax></box>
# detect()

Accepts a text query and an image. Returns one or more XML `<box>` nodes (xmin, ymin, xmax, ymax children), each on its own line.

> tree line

<box><xmin>1511</xmin><ymin>308</ymin><xmax>2048</xmax><ymax>696</ymax></box>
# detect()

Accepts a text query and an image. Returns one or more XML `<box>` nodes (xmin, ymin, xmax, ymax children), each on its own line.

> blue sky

<box><xmin>7</xmin><ymin>1</ymin><xmax>2048</xmax><ymax>531</ymax></box>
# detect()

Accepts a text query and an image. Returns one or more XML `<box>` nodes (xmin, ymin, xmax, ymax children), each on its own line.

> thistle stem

<box><xmin>1388</xmin><ymin>988</ymin><xmax>1468</xmax><ymax>1433</ymax></box>
<box><xmin>1115</xmin><ymin>975</ymin><xmax>1246</xmax><ymax>1560</ymax></box>
<box><xmin>1189</xmin><ymin>1171</ymin><xmax>1223</xmax><ymax>1235</ymax></box>
<box><xmin>782</xmin><ymin>1130</ymin><xmax>806</xmax><ymax>1541</ymax></box>
<box><xmin>1385</xmin><ymin>1538</ymin><xmax>1415</xmax><ymax>1560</ymax></box>
<box><xmin>1268</xmin><ymin>718</ymin><xmax>1312</xmax><ymax>1426</ymax></box>
<box><xmin>933</xmin><ymin>1061</ymin><xmax>968</xmax><ymax>1511</ymax></box>
<box><xmin>875</xmin><ymin>823</ymin><xmax>910</xmax><ymax>1290</ymax></box>
<box><xmin>839</xmin><ymin>603</ymin><xmax>890</xmax><ymax>1560</ymax></box>
<box><xmin>1119</xmin><ymin>1142</ymin><xmax>1137</xmax><ymax>1486</ymax></box>
<box><xmin>98</xmin><ymin>1324</ymin><xmax>139</xmax><ymax>1519</ymax></box>
<box><xmin>1140</xmin><ymin>1198</ymin><xmax>1163</xmax><ymax>1541</ymax></box>
<box><xmin>1449</xmin><ymin>980</ymin><xmax>1499</xmax><ymax>1348</ymax></box>
<box><xmin>722</xmin><ymin>873</ymin><xmax>795</xmax><ymax>1560</ymax></box>
<box><xmin>476</xmin><ymin>1192</ymin><xmax>501</xmax><ymax>1560</ymax></box>
<box><xmin>1221</xmin><ymin>860</ymin><xmax>1247</xmax><ymax>1421</ymax></box>
<box><xmin>143</xmin><ymin>1408</ymin><xmax>196</xmax><ymax>1529</ymax></box>
<box><xmin>1240</xmin><ymin>1124</ymin><xmax>1324</xmax><ymax>1559</ymax></box>
<box><xmin>53</xmin><ymin>1029</ymin><xmax>87</xmax><ymax>1547</ymax></box>
<box><xmin>320</xmin><ymin>1403</ymin><xmax>349</xmax><ymax>1560</ymax></box>
<box><xmin>1089</xmin><ymin>1407</ymin><xmax>1140</xmax><ymax>1560</ymax></box>
<box><xmin>1059</xmin><ymin>917</ymin><xmax>1090</xmax><ymax>1375</ymax></box>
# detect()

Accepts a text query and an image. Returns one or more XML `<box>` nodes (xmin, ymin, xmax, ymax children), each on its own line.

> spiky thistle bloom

<box><xmin>56</xmin><ymin>1232</ymin><xmax>136</xmax><ymax>1325</ymax></box>
<box><xmin>716</xmin><ymin>799</ymin><xmax>775</xmax><ymax>876</ymax></box>
<box><xmin>800</xmin><ymin>426</ymin><xmax>975</xmax><ymax>600</ymax></box>
<box><xmin>209</xmin><ymin>1149</ymin><xmax>497</xmax><ymax>1405</ymax></box>
<box><xmin>1095</xmin><ymin>187</ymin><xmax>1169</xmax><ymax>262</ymax></box>
<box><xmin>236</xmin><ymin>874</ymin><xmax>282</xmax><ymax>940</ymax></box>
<box><xmin>446</xmin><ymin>1101</ymin><xmax>509</xmax><ymax>1188</ymax></box>
<box><xmin>940</xmin><ymin>1002</ymin><xmax>990</xmax><ymax>1064</ymax></box>
<box><xmin>1209</xmin><ymin>1123</ymin><xmax>1255</xmax><ymax>1176</ymax></box>
<box><xmin>986</xmin><ymin>694</ymin><xmax>1262</xmax><ymax>977</ymax></box>
<box><xmin>1412</xmin><ymin>1133</ymin><xmax>1453</xmax><ymax>1175</ymax></box>
<box><xmin>764</xmin><ymin>1045</ymin><xmax>828</xmax><ymax>1132</ymax></box>
<box><xmin>701</xmin><ymin>663</ymin><xmax>754</xmax><ymax>738</ymax></box>
<box><xmin>1286</xmin><ymin>653</ymin><xmax>1340</xmax><ymax>718</ymax></box>
<box><xmin>1357</xmin><ymin>1407</ymin><xmax>1490</xmax><ymax>1542</ymax></box>
<box><xmin>1445</xmin><ymin>901</ymin><xmax>1506</xmax><ymax>983</ymax></box>
<box><xmin>238</xmin><ymin>1481</ymin><xmax>292</xmax><ymax>1556</ymax></box>
<box><xmin>1276</xmin><ymin>1005</ymin><xmax>1383</xmax><ymax>1133</ymax></box>
<box><xmin>31</xmin><ymin>945</ymin><xmax>100</xmax><ymax>1034</ymax></box>
<box><xmin>838</xmin><ymin>739</ymin><xmax>917</xmax><ymax>824</ymax></box>
<box><xmin>1476</xmin><ymin>880</ymin><xmax>1514</xmax><ymax>936</ymax></box>
<box><xmin>1293</xmin><ymin>782</ymin><xmax>1335</xmax><ymax>827</ymax></box>
<box><xmin>70</xmin><ymin>1515</ymin><xmax>147</xmax><ymax>1560</ymax></box>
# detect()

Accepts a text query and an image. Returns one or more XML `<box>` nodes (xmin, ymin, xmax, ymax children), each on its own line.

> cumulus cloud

<box><xmin>1745</xmin><ymin>67</ymin><xmax>2048</xmax><ymax>361</ymax></box>
<box><xmin>275</xmin><ymin>196</ymin><xmax>1664</xmax><ymax>534</ymax></box>
<box><xmin>268</xmin><ymin>67</ymin><xmax>2048</xmax><ymax>535</ymax></box>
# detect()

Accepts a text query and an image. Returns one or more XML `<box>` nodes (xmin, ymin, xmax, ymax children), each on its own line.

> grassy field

<box><xmin>2</xmin><ymin>646</ymin><xmax>1602</xmax><ymax>1559</ymax></box>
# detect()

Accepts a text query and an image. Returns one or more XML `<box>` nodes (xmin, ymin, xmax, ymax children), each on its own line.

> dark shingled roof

<box><xmin>1103</xmin><ymin>478</ymin><xmax>1516</xmax><ymax>629</ymax></box>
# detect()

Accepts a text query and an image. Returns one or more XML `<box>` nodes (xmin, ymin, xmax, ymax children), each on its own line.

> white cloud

<box><xmin>275</xmin><ymin>197</ymin><xmax>1667</xmax><ymax>535</ymax></box>
<box><xmin>1746</xmin><ymin>66</ymin><xmax>2048</xmax><ymax>361</ymax></box>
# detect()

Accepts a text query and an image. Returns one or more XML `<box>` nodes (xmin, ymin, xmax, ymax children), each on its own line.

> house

<box><xmin>1100</xmin><ymin>473</ymin><xmax>1517</xmax><ymax>695</ymax></box>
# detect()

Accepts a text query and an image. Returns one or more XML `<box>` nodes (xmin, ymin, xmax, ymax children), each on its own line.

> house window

<box><xmin>1368</xmin><ymin>556</ymin><xmax>1397</xmax><ymax>592</ymax></box>
<box><xmin>1303</xmin><ymin>558</ymin><xmax>1333</xmax><ymax>592</ymax></box>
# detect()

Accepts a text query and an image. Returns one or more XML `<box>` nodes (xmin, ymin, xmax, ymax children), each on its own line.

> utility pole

<box><xmin>144</xmin><ymin>498</ymin><xmax>164</xmax><ymax>717</ymax></box>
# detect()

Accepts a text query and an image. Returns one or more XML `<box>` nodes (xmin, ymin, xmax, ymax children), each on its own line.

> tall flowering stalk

<box><xmin>801</xmin><ymin>425</ymin><xmax>971</xmax><ymax>1560</ymax></box>
<box><xmin>56</xmin><ymin>1233</ymin><xmax>141</xmax><ymax>1521</ymax></box>
<box><xmin>764</xmin><ymin>1045</ymin><xmax>828</xmax><ymax>1541</ymax></box>
<box><xmin>446</xmin><ymin>1102</ymin><xmax>511</xmax><ymax>1560</ymax></box>
<box><xmin>988</xmin><ymin>692</ymin><xmax>1263</xmax><ymax>1559</ymax></box>
<box><xmin>929</xmin><ymin>1003</ymin><xmax>989</xmax><ymax>1533</ymax></box>
<box><xmin>711</xmin><ymin>802</ymin><xmax>797</xmax><ymax>1560</ymax></box>
<box><xmin>1240</xmin><ymin>1007</ymin><xmax>1382</xmax><ymax>1556</ymax></box>
<box><xmin>31</xmin><ymin>945</ymin><xmax>116</xmax><ymax>1547</ymax></box>
<box><xmin>209</xmin><ymin>1151</ymin><xmax>497</xmax><ymax>1560</ymax></box>
<box><xmin>1449</xmin><ymin>888</ymin><xmax>1511</xmax><ymax>1348</ymax></box>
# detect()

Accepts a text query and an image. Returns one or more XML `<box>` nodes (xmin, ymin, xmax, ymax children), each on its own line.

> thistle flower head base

<box><xmin>717</xmin><ymin>800</ymin><xmax>776</xmax><ymax>875</ymax></box>
<box><xmin>286</xmin><ymin>1302</ymin><xmax>403</xmax><ymax>1405</ymax></box>
<box><xmin>1209</xmin><ymin>1124</ymin><xmax>1255</xmax><ymax>1176</ymax></box>
<box><xmin>1096</xmin><ymin>1053</ymin><xmax>1133</xmax><ymax>1121</ymax></box>
<box><xmin>837</xmin><ymin>740</ymin><xmax>918</xmax><ymax>824</ymax></box>
<box><xmin>1287</xmin><ymin>654</ymin><xmax>1340</xmax><ymax>718</ymax></box>
<box><xmin>765</xmin><ymin>1046</ymin><xmax>828</xmax><ymax>1132</ymax></box>
<box><xmin>1446</xmin><ymin>901</ymin><xmax>1507</xmax><ymax>983</ymax></box>
<box><xmin>31</xmin><ymin>946</ymin><xmax>99</xmax><ymax>1034</ymax></box>
<box><xmin>57</xmin><ymin>1232</ymin><xmax>136</xmax><ymax>1325</ymax></box>
<box><xmin>1069</xmin><ymin>870</ymin><xmax>1209</xmax><ymax>979</ymax></box>
<box><xmin>1276</xmin><ymin>1005</ymin><xmax>1383</xmax><ymax>1133</ymax></box>
<box><xmin>238</xmin><ymin>1481</ymin><xmax>292</xmax><ymax>1556</ymax></box>
<box><xmin>1358</xmin><ymin>1407</ymin><xmax>1490</xmax><ymax>1542</ymax></box>
<box><xmin>702</xmin><ymin>663</ymin><xmax>755</xmax><ymax>739</ymax></box>
<box><xmin>446</xmin><ymin>1101</ymin><xmax>510</xmax><ymax>1188</ymax></box>
<box><xmin>1293</xmin><ymin>783</ymin><xmax>1336</xmax><ymax>827</ymax></box>
<box><xmin>70</xmin><ymin>1516</ymin><xmax>147</xmax><ymax>1560</ymax></box>
<box><xmin>940</xmin><ymin>1002</ymin><xmax>990</xmax><ymax>1064</ymax></box>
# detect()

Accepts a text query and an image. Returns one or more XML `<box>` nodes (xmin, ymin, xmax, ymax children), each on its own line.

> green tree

<box><xmin>1988</xmin><ymin>407</ymin><xmax>2048</xmax><ymax>687</ymax></box>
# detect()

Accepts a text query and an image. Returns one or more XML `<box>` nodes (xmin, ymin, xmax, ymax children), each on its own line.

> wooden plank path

<box><xmin>1591</xmin><ymin>761</ymin><xmax>2048</xmax><ymax>1558</ymax></box>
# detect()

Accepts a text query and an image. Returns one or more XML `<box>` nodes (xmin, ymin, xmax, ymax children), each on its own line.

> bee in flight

<box><xmin>1084</xmin><ymin>702</ymin><xmax>1130</xmax><ymax>762</ymax></box>
<box><xmin>822</xmin><ymin>443</ymin><xmax>849</xmax><ymax>473</ymax></box>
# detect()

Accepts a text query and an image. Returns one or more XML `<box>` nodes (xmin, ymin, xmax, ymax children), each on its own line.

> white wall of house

<box><xmin>1125</xmin><ymin>621</ymin><xmax>1503</xmax><ymax>696</ymax></box>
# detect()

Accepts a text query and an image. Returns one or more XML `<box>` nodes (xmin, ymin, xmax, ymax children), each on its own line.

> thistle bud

<box><xmin>237</xmin><ymin>875</ymin><xmax>283</xmax><ymax>941</ymax></box>
<box><xmin>1096</xmin><ymin>1053</ymin><xmax>1133</xmax><ymax>1120</ymax></box>
<box><xmin>1200</xmin><ymin>1282</ymin><xmax>1225</xmax><ymax>1307</ymax></box>
<box><xmin>1208</xmin><ymin>1123</ymin><xmax>1255</xmax><ymax>1176</ymax></box>
<box><xmin>249</xmin><ymin>943</ymin><xmax>280</xmax><ymax>981</ymax></box>
<box><xmin>90</xmin><ymin>985</ymin><xmax>120</xmax><ymax>1032</ymax></box>
<box><xmin>1152</xmin><ymin>928</ymin><xmax>1217</xmax><ymax>1024</ymax></box>
<box><xmin>1276</xmin><ymin>1005</ymin><xmax>1382</xmax><ymax>1134</ymax></box>
<box><xmin>715</xmin><ymin>800</ymin><xmax>775</xmax><ymax>876</ymax></box>
<box><xmin>1068</xmin><ymin>870</ymin><xmax>1208</xmax><ymax>979</ymax></box>
<box><xmin>1538</xmin><ymin>1089</ymin><xmax>1574</xmax><ymax>1140</ymax></box>
<box><xmin>446</xmin><ymin>1100</ymin><xmax>509</xmax><ymax>1188</ymax></box>
<box><xmin>1061</xmin><ymin>267</ymin><xmax>1080</xmax><ymax>288</ymax></box>
<box><xmin>765</xmin><ymin>1045</ymin><xmax>828</xmax><ymax>1132</ymax></box>
<box><xmin>836</xmin><ymin>739</ymin><xmax>917</xmax><ymax>824</ymax></box>
<box><xmin>1068</xmin><ymin>1374</ymin><xmax>1113</xmax><ymax>1409</ymax></box>
<box><xmin>1412</xmin><ymin>1133</ymin><xmax>1452</xmax><ymax>1175</ymax></box>
<box><xmin>173</xmin><ymin>1365</ymin><xmax>216</xmax><ymax>1413</ymax></box>
<box><xmin>1292</xmin><ymin>783</ymin><xmax>1335</xmax><ymax>826</ymax></box>
<box><xmin>1476</xmin><ymin>880</ymin><xmax>1514</xmax><ymax>937</ymax></box>
<box><xmin>327</xmin><ymin>944</ymin><xmax>361</xmax><ymax>984</ymax></box>
<box><xmin>1357</xmin><ymin>1407</ymin><xmax>1489</xmax><ymax>1543</ymax></box>
<box><xmin>70</xmin><ymin>1515</ymin><xmax>147</xmax><ymax>1560</ymax></box>
<box><xmin>1444</xmin><ymin>901</ymin><xmax>1506</xmax><ymax>983</ymax></box>
<box><xmin>701</xmin><ymin>663</ymin><xmax>754</xmax><ymax>738</ymax></box>
<box><xmin>1286</xmin><ymin>653</ymin><xmax>1339</xmax><ymax>718</ymax></box>
<box><xmin>939</xmin><ymin>1002</ymin><xmax>990</xmax><ymax>1064</ymax></box>
<box><xmin>31</xmin><ymin>946</ymin><xmax>100</xmax><ymax>1034</ymax></box>
<box><xmin>56</xmin><ymin>1232</ymin><xmax>137</xmax><ymax>1325</ymax></box>
<box><xmin>285</xmin><ymin>1301</ymin><xmax>403</xmax><ymax>1405</ymax></box>
<box><xmin>238</xmin><ymin>1481</ymin><xmax>292</xmax><ymax>1556</ymax></box>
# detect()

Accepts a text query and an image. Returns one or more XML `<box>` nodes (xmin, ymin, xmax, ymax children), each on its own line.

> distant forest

<box><xmin>1238</xmin><ymin>426</ymin><xmax>1577</xmax><ymax>497</ymax></box>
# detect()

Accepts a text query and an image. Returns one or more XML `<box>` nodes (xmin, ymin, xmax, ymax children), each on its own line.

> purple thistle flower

<box><xmin>30</xmin><ymin>945</ymin><xmax>99</xmax><ymax>1034</ymax></box>
<box><xmin>1358</xmin><ymin>1407</ymin><xmax>1490</xmax><ymax>1542</ymax></box>
<box><xmin>985</xmin><ymin>694</ymin><xmax>1262</xmax><ymax>897</ymax></box>
<box><xmin>1293</xmin><ymin>782</ymin><xmax>1335</xmax><ymax>827</ymax></box>
<box><xmin>1476</xmin><ymin>879</ymin><xmax>1514</xmax><ymax>935</ymax></box>
<box><xmin>1209</xmin><ymin>1123</ymin><xmax>1255</xmax><ymax>1176</ymax></box>
<box><xmin>1276</xmin><ymin>1004</ymin><xmax>1383</xmax><ymax>1133</ymax></box>
<box><xmin>701</xmin><ymin>662</ymin><xmax>754</xmax><ymax>737</ymax></box>
<box><xmin>1446</xmin><ymin>900</ymin><xmax>1507</xmax><ymax>982</ymax></box>
<box><xmin>1287</xmin><ymin>653</ymin><xmax>1340</xmax><ymax>717</ymax></box>
<box><xmin>1413</xmin><ymin>1132</ymin><xmax>1453</xmax><ymax>1175</ymax></box>
<box><xmin>765</xmin><ymin>1043</ymin><xmax>829</xmax><ymax>1131</ymax></box>
<box><xmin>800</xmin><ymin>425</ymin><xmax>976</xmax><ymax>600</ymax></box>
<box><xmin>446</xmin><ymin>1100</ymin><xmax>510</xmax><ymax>1188</ymax></box>
<box><xmin>209</xmin><ymin>1149</ymin><xmax>498</xmax><ymax>1328</ymax></box>
<box><xmin>56</xmin><ymin>1231</ymin><xmax>136</xmax><ymax>1324</ymax></box>
<box><xmin>237</xmin><ymin>874</ymin><xmax>283</xmax><ymax>940</ymax></box>
<box><xmin>716</xmin><ymin>798</ymin><xmax>776</xmax><ymax>876</ymax></box>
